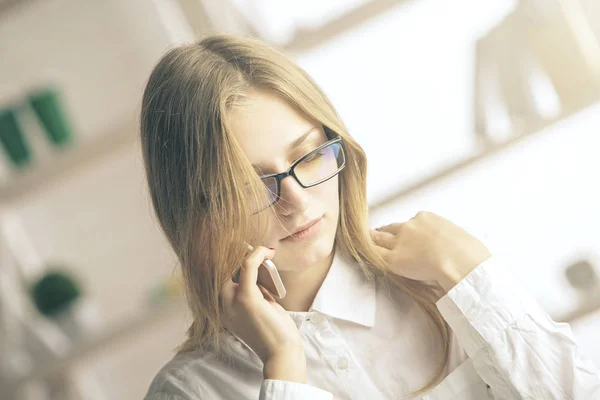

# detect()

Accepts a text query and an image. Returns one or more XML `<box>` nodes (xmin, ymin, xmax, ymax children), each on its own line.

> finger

<box><xmin>369</xmin><ymin>229</ymin><xmax>395</xmax><ymax>250</ymax></box>
<box><xmin>371</xmin><ymin>241</ymin><xmax>393</xmax><ymax>265</ymax></box>
<box><xmin>238</xmin><ymin>246</ymin><xmax>275</xmax><ymax>294</ymax></box>
<box><xmin>258</xmin><ymin>284</ymin><xmax>276</xmax><ymax>303</ymax></box>
<box><xmin>375</xmin><ymin>222</ymin><xmax>403</xmax><ymax>234</ymax></box>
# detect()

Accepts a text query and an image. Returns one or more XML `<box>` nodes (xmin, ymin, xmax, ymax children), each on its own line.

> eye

<box><xmin>302</xmin><ymin>149</ymin><xmax>328</xmax><ymax>163</ymax></box>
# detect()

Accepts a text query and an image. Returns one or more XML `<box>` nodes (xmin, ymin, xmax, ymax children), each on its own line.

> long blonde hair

<box><xmin>140</xmin><ymin>33</ymin><xmax>450</xmax><ymax>394</ymax></box>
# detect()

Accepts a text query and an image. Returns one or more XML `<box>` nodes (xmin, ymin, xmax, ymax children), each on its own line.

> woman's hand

<box><xmin>370</xmin><ymin>211</ymin><xmax>492</xmax><ymax>293</ymax></box>
<box><xmin>219</xmin><ymin>246</ymin><xmax>306</xmax><ymax>381</ymax></box>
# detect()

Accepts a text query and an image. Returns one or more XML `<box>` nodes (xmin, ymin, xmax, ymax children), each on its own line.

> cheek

<box><xmin>321</xmin><ymin>176</ymin><xmax>340</xmax><ymax>216</ymax></box>
<box><xmin>262</xmin><ymin>177</ymin><xmax>341</xmax><ymax>238</ymax></box>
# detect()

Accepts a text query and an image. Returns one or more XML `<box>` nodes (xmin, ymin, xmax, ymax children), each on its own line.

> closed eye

<box><xmin>301</xmin><ymin>149</ymin><xmax>328</xmax><ymax>164</ymax></box>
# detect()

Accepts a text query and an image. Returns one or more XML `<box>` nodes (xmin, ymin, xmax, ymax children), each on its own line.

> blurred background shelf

<box><xmin>369</xmin><ymin>91</ymin><xmax>600</xmax><ymax>212</ymax></box>
<box><xmin>0</xmin><ymin>118</ymin><xmax>138</xmax><ymax>205</ymax></box>
<box><xmin>8</xmin><ymin>295</ymin><xmax>185</xmax><ymax>390</ymax></box>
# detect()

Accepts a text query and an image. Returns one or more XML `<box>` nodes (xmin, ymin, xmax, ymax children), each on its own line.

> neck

<box><xmin>275</xmin><ymin>248</ymin><xmax>335</xmax><ymax>312</ymax></box>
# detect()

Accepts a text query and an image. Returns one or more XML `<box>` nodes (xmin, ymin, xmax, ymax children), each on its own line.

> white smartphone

<box><xmin>232</xmin><ymin>243</ymin><xmax>286</xmax><ymax>299</ymax></box>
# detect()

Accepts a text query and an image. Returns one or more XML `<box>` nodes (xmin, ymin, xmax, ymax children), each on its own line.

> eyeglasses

<box><xmin>249</xmin><ymin>133</ymin><xmax>347</xmax><ymax>214</ymax></box>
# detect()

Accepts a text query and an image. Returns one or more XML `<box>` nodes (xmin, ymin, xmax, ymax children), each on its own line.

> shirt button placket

<box><xmin>337</xmin><ymin>356</ymin><xmax>349</xmax><ymax>371</ymax></box>
<box><xmin>311</xmin><ymin>313</ymin><xmax>325</xmax><ymax>325</ymax></box>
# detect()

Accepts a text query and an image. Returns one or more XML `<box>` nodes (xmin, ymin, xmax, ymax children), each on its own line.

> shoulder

<box><xmin>144</xmin><ymin>337</ymin><xmax>263</xmax><ymax>400</ymax></box>
<box><xmin>144</xmin><ymin>349</ymin><xmax>219</xmax><ymax>400</ymax></box>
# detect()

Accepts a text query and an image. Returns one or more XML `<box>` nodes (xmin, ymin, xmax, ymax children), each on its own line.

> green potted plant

<box><xmin>30</xmin><ymin>270</ymin><xmax>84</xmax><ymax>341</ymax></box>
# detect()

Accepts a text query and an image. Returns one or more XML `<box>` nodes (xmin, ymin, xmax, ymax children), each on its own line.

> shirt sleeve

<box><xmin>259</xmin><ymin>380</ymin><xmax>333</xmax><ymax>400</ymax></box>
<box><xmin>436</xmin><ymin>257</ymin><xmax>600</xmax><ymax>400</ymax></box>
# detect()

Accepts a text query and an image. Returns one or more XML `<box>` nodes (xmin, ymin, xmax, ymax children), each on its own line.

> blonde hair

<box><xmin>140</xmin><ymin>33</ymin><xmax>450</xmax><ymax>395</ymax></box>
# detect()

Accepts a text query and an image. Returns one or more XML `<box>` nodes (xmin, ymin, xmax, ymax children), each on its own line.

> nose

<box><xmin>275</xmin><ymin>175</ymin><xmax>309</xmax><ymax>215</ymax></box>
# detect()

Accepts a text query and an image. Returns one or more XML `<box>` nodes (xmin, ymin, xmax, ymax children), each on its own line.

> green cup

<box><xmin>28</xmin><ymin>88</ymin><xmax>72</xmax><ymax>146</ymax></box>
<box><xmin>0</xmin><ymin>107</ymin><xmax>31</xmax><ymax>167</ymax></box>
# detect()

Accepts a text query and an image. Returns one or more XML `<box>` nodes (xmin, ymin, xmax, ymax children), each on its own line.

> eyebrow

<box><xmin>251</xmin><ymin>126</ymin><xmax>319</xmax><ymax>171</ymax></box>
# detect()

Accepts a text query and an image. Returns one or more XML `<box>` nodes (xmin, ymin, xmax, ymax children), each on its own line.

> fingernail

<box><xmin>269</xmin><ymin>247</ymin><xmax>274</xmax><ymax>250</ymax></box>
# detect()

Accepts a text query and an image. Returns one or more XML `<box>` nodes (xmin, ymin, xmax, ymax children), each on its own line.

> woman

<box><xmin>141</xmin><ymin>34</ymin><xmax>600</xmax><ymax>399</ymax></box>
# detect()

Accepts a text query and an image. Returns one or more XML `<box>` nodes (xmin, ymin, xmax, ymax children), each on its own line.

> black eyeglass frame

<box><xmin>255</xmin><ymin>129</ymin><xmax>347</xmax><ymax>212</ymax></box>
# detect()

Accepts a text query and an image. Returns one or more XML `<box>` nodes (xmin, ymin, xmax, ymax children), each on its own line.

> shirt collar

<box><xmin>307</xmin><ymin>246</ymin><xmax>377</xmax><ymax>328</ymax></box>
<box><xmin>227</xmin><ymin>248</ymin><xmax>376</xmax><ymax>354</ymax></box>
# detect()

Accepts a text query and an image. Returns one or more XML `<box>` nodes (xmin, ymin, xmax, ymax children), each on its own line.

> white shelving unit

<box><xmin>0</xmin><ymin>0</ymin><xmax>195</xmax><ymax>398</ymax></box>
<box><xmin>0</xmin><ymin>116</ymin><xmax>187</xmax><ymax>397</ymax></box>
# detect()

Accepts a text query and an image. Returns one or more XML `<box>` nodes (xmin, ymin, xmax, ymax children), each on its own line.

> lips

<box><xmin>283</xmin><ymin>216</ymin><xmax>323</xmax><ymax>240</ymax></box>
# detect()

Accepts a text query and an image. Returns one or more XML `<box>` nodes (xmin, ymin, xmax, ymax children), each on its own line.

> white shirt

<box><xmin>145</xmin><ymin>249</ymin><xmax>600</xmax><ymax>400</ymax></box>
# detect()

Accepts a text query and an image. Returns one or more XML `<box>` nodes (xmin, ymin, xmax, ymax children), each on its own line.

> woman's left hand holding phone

<box><xmin>219</xmin><ymin>246</ymin><xmax>306</xmax><ymax>382</ymax></box>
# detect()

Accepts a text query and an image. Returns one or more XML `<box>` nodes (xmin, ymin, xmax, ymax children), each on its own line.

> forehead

<box><xmin>227</xmin><ymin>89</ymin><xmax>321</xmax><ymax>165</ymax></box>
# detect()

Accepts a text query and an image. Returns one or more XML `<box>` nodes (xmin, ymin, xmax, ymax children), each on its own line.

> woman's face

<box><xmin>228</xmin><ymin>89</ymin><xmax>340</xmax><ymax>272</ymax></box>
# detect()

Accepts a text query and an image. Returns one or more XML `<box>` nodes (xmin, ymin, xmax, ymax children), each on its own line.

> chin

<box><xmin>275</xmin><ymin>217</ymin><xmax>336</xmax><ymax>271</ymax></box>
